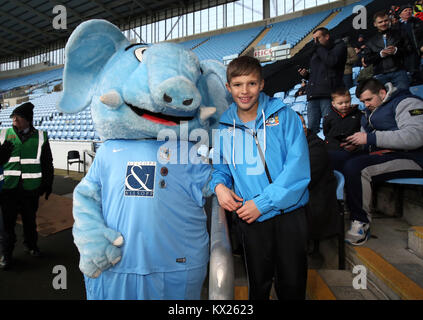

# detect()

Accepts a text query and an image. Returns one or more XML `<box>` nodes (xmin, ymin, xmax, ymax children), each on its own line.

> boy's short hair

<box><xmin>355</xmin><ymin>78</ymin><xmax>386</xmax><ymax>97</ymax></box>
<box><xmin>331</xmin><ymin>87</ymin><xmax>351</xmax><ymax>100</ymax></box>
<box><xmin>226</xmin><ymin>55</ymin><xmax>262</xmax><ymax>84</ymax></box>
<box><xmin>373</xmin><ymin>10</ymin><xmax>388</xmax><ymax>21</ymax></box>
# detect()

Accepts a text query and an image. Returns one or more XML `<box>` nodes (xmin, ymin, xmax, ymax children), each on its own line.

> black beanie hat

<box><xmin>399</xmin><ymin>4</ymin><xmax>413</xmax><ymax>15</ymax></box>
<box><xmin>10</xmin><ymin>102</ymin><xmax>34</xmax><ymax>122</ymax></box>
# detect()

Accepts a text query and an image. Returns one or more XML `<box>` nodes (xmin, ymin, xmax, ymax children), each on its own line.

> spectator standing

<box><xmin>353</xmin><ymin>34</ymin><xmax>367</xmax><ymax>63</ymax></box>
<box><xmin>397</xmin><ymin>4</ymin><xmax>423</xmax><ymax>85</ymax></box>
<box><xmin>0</xmin><ymin>102</ymin><xmax>54</xmax><ymax>270</ymax></box>
<box><xmin>0</xmin><ymin>140</ymin><xmax>13</xmax><ymax>268</ymax></box>
<box><xmin>344</xmin><ymin>37</ymin><xmax>359</xmax><ymax>89</ymax></box>
<box><xmin>363</xmin><ymin>11</ymin><xmax>411</xmax><ymax>91</ymax></box>
<box><xmin>298</xmin><ymin>27</ymin><xmax>347</xmax><ymax>134</ymax></box>
<box><xmin>211</xmin><ymin>56</ymin><xmax>310</xmax><ymax>299</ymax></box>
<box><xmin>341</xmin><ymin>79</ymin><xmax>423</xmax><ymax>245</ymax></box>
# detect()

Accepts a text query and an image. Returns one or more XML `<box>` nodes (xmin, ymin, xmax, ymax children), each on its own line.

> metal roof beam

<box><xmin>12</xmin><ymin>0</ymin><xmax>53</xmax><ymax>25</ymax></box>
<box><xmin>90</xmin><ymin>0</ymin><xmax>123</xmax><ymax>21</ymax></box>
<box><xmin>0</xmin><ymin>36</ymin><xmax>32</xmax><ymax>52</ymax></box>
<box><xmin>133</xmin><ymin>0</ymin><xmax>153</xmax><ymax>14</ymax></box>
<box><xmin>0</xmin><ymin>8</ymin><xmax>57</xmax><ymax>41</ymax></box>
<box><xmin>48</xmin><ymin>0</ymin><xmax>85</xmax><ymax>22</ymax></box>
<box><xmin>0</xmin><ymin>25</ymin><xmax>47</xmax><ymax>48</ymax></box>
<box><xmin>0</xmin><ymin>47</ymin><xmax>18</xmax><ymax>56</ymax></box>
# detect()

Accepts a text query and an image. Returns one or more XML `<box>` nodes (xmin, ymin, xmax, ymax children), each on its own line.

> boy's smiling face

<box><xmin>226</xmin><ymin>71</ymin><xmax>264</xmax><ymax>120</ymax></box>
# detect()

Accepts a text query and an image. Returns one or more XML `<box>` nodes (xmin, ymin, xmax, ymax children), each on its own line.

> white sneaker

<box><xmin>345</xmin><ymin>220</ymin><xmax>370</xmax><ymax>246</ymax></box>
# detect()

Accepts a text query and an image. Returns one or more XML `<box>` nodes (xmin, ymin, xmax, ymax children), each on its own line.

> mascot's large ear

<box><xmin>198</xmin><ymin>60</ymin><xmax>232</xmax><ymax>128</ymax></box>
<box><xmin>59</xmin><ymin>19</ymin><xmax>129</xmax><ymax>113</ymax></box>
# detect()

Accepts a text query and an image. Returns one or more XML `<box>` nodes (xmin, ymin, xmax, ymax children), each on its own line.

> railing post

<box><xmin>208</xmin><ymin>195</ymin><xmax>234</xmax><ymax>300</ymax></box>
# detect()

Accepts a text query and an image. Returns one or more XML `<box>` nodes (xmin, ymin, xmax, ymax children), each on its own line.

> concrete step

<box><xmin>307</xmin><ymin>269</ymin><xmax>380</xmax><ymax>300</ymax></box>
<box><xmin>408</xmin><ymin>226</ymin><xmax>423</xmax><ymax>260</ymax></box>
<box><xmin>229</xmin><ymin>217</ymin><xmax>423</xmax><ymax>300</ymax></box>
<box><xmin>344</xmin><ymin>217</ymin><xmax>423</xmax><ymax>300</ymax></box>
<box><xmin>348</xmin><ymin>246</ymin><xmax>423</xmax><ymax>300</ymax></box>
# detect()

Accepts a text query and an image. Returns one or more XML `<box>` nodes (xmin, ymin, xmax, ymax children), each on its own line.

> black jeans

<box><xmin>0</xmin><ymin>188</ymin><xmax>40</xmax><ymax>257</ymax></box>
<box><xmin>238</xmin><ymin>207</ymin><xmax>308</xmax><ymax>300</ymax></box>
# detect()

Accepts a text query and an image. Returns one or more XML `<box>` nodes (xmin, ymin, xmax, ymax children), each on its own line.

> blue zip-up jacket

<box><xmin>209</xmin><ymin>92</ymin><xmax>311</xmax><ymax>222</ymax></box>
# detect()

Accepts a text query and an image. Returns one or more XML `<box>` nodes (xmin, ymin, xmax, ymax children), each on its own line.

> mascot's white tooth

<box><xmin>199</xmin><ymin>107</ymin><xmax>216</xmax><ymax>122</ymax></box>
<box><xmin>99</xmin><ymin>90</ymin><xmax>122</xmax><ymax>108</ymax></box>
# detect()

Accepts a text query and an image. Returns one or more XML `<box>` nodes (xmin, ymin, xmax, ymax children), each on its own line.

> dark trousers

<box><xmin>329</xmin><ymin>150</ymin><xmax>423</xmax><ymax>223</ymax></box>
<box><xmin>238</xmin><ymin>207</ymin><xmax>308</xmax><ymax>300</ymax></box>
<box><xmin>0</xmin><ymin>188</ymin><xmax>40</xmax><ymax>257</ymax></box>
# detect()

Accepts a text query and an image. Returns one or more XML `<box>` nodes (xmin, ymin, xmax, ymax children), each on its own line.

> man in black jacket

<box><xmin>0</xmin><ymin>102</ymin><xmax>54</xmax><ymax>270</ymax></box>
<box><xmin>397</xmin><ymin>4</ymin><xmax>423</xmax><ymax>85</ymax></box>
<box><xmin>363</xmin><ymin>11</ymin><xmax>411</xmax><ymax>91</ymax></box>
<box><xmin>298</xmin><ymin>27</ymin><xmax>347</xmax><ymax>134</ymax></box>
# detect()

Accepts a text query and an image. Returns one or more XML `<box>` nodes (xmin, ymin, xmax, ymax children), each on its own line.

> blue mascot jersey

<box><xmin>84</xmin><ymin>139</ymin><xmax>210</xmax><ymax>275</ymax></box>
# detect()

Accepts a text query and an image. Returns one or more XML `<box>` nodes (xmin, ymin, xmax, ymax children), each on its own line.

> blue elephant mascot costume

<box><xmin>58</xmin><ymin>19</ymin><xmax>230</xmax><ymax>300</ymax></box>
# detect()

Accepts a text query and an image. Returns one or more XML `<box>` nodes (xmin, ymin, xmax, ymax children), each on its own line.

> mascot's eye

<box><xmin>134</xmin><ymin>47</ymin><xmax>147</xmax><ymax>62</ymax></box>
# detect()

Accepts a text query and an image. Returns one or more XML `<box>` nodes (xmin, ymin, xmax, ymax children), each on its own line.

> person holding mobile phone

<box><xmin>297</xmin><ymin>27</ymin><xmax>347</xmax><ymax>135</ymax></box>
<box><xmin>338</xmin><ymin>78</ymin><xmax>423</xmax><ymax>246</ymax></box>
<box><xmin>362</xmin><ymin>11</ymin><xmax>411</xmax><ymax>91</ymax></box>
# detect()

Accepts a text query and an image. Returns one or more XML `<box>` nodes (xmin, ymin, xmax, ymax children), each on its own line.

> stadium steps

<box><xmin>409</xmin><ymin>226</ymin><xmax>423</xmax><ymax>260</ymax></box>
<box><xmin>239</xmin><ymin>26</ymin><xmax>271</xmax><ymax>57</ymax></box>
<box><xmin>232</xmin><ymin>216</ymin><xmax>423</xmax><ymax>300</ymax></box>
<box><xmin>289</xmin><ymin>11</ymin><xmax>339</xmax><ymax>57</ymax></box>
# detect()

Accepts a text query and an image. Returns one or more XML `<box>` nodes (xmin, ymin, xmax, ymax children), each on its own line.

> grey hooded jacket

<box><xmin>361</xmin><ymin>82</ymin><xmax>423</xmax><ymax>167</ymax></box>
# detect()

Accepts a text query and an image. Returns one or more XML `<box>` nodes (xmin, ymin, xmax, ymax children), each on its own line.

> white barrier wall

<box><xmin>50</xmin><ymin>140</ymin><xmax>96</xmax><ymax>172</ymax></box>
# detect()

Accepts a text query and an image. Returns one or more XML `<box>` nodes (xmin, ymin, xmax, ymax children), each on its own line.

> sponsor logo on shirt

<box><xmin>124</xmin><ymin>161</ymin><xmax>156</xmax><ymax>197</ymax></box>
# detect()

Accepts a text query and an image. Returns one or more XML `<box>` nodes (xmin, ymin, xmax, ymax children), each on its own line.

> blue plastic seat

<box><xmin>333</xmin><ymin>170</ymin><xmax>345</xmax><ymax>200</ymax></box>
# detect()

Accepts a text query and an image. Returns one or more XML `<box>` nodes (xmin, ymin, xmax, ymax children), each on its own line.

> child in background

<box><xmin>323</xmin><ymin>88</ymin><xmax>362</xmax><ymax>151</ymax></box>
<box><xmin>323</xmin><ymin>88</ymin><xmax>362</xmax><ymax>171</ymax></box>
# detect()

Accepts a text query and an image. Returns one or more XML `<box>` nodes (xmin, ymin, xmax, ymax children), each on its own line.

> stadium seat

<box><xmin>273</xmin><ymin>92</ymin><xmax>285</xmax><ymax>100</ymax></box>
<box><xmin>67</xmin><ymin>150</ymin><xmax>83</xmax><ymax>174</ymax></box>
<box><xmin>283</xmin><ymin>96</ymin><xmax>295</xmax><ymax>104</ymax></box>
<box><xmin>295</xmin><ymin>95</ymin><xmax>306</xmax><ymax>103</ymax></box>
<box><xmin>410</xmin><ymin>84</ymin><xmax>423</xmax><ymax>99</ymax></box>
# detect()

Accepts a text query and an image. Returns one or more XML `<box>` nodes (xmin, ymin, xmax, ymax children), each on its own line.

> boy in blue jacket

<box><xmin>209</xmin><ymin>56</ymin><xmax>311</xmax><ymax>300</ymax></box>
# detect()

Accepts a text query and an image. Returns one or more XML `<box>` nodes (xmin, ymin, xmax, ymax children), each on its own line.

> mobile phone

<box><xmin>335</xmin><ymin>134</ymin><xmax>348</xmax><ymax>142</ymax></box>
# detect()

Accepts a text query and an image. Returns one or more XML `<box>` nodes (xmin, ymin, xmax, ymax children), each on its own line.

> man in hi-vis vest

<box><xmin>0</xmin><ymin>102</ymin><xmax>53</xmax><ymax>270</ymax></box>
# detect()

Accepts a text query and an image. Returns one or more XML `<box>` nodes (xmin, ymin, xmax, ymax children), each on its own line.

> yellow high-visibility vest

<box><xmin>0</xmin><ymin>128</ymin><xmax>47</xmax><ymax>190</ymax></box>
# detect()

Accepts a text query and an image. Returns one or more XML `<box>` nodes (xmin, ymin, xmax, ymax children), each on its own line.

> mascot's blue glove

<box><xmin>72</xmin><ymin>178</ymin><xmax>124</xmax><ymax>278</ymax></box>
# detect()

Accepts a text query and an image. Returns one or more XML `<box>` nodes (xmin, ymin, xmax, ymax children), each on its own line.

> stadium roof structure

<box><xmin>0</xmin><ymin>0</ymin><xmax>232</xmax><ymax>61</ymax></box>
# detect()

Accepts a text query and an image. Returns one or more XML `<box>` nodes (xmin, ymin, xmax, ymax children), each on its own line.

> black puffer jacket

<box><xmin>323</xmin><ymin>106</ymin><xmax>363</xmax><ymax>150</ymax></box>
<box><xmin>306</xmin><ymin>39</ymin><xmax>347</xmax><ymax>100</ymax></box>
<box><xmin>363</xmin><ymin>28</ymin><xmax>410</xmax><ymax>75</ymax></box>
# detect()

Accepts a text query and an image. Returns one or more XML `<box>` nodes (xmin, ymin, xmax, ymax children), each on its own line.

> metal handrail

<box><xmin>208</xmin><ymin>195</ymin><xmax>234</xmax><ymax>300</ymax></box>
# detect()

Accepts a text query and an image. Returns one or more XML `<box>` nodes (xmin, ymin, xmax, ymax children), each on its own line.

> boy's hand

<box><xmin>215</xmin><ymin>184</ymin><xmax>243</xmax><ymax>212</ymax></box>
<box><xmin>236</xmin><ymin>200</ymin><xmax>261</xmax><ymax>224</ymax></box>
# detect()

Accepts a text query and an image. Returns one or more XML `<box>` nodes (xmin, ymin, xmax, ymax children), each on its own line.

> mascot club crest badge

<box><xmin>265</xmin><ymin>115</ymin><xmax>279</xmax><ymax>126</ymax></box>
<box><xmin>125</xmin><ymin>161</ymin><xmax>156</xmax><ymax>197</ymax></box>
